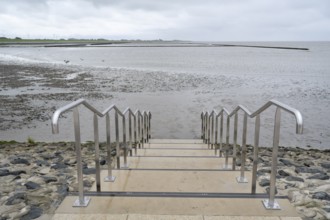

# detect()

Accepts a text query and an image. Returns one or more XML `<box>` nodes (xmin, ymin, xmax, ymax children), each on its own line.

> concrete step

<box><xmin>54</xmin><ymin>196</ymin><xmax>300</xmax><ymax>219</ymax></box>
<box><xmin>123</xmin><ymin>156</ymin><xmax>232</xmax><ymax>170</ymax></box>
<box><xmin>146</xmin><ymin>143</ymin><xmax>209</xmax><ymax>149</ymax></box>
<box><xmin>135</xmin><ymin>148</ymin><xmax>217</xmax><ymax>157</ymax></box>
<box><xmin>149</xmin><ymin>139</ymin><xmax>204</xmax><ymax>144</ymax></box>
<box><xmin>53</xmin><ymin>139</ymin><xmax>301</xmax><ymax>219</ymax></box>
<box><xmin>91</xmin><ymin>170</ymin><xmax>258</xmax><ymax>193</ymax></box>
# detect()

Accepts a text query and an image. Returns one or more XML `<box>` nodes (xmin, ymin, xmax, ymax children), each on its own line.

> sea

<box><xmin>0</xmin><ymin>41</ymin><xmax>329</xmax><ymax>149</ymax></box>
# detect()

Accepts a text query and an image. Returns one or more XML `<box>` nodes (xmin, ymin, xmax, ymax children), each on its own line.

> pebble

<box><xmin>312</xmin><ymin>192</ymin><xmax>330</xmax><ymax>201</ymax></box>
<box><xmin>25</xmin><ymin>181</ymin><xmax>41</xmax><ymax>190</ymax></box>
<box><xmin>307</xmin><ymin>173</ymin><xmax>330</xmax><ymax>180</ymax></box>
<box><xmin>10</xmin><ymin>158</ymin><xmax>30</xmax><ymax>165</ymax></box>
<box><xmin>286</xmin><ymin>176</ymin><xmax>304</xmax><ymax>182</ymax></box>
<box><xmin>295</xmin><ymin>166</ymin><xmax>324</xmax><ymax>174</ymax></box>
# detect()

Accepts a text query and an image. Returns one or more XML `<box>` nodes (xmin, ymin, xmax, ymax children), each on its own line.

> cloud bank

<box><xmin>0</xmin><ymin>0</ymin><xmax>329</xmax><ymax>40</ymax></box>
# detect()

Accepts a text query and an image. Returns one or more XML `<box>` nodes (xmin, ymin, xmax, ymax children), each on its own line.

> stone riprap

<box><xmin>0</xmin><ymin>142</ymin><xmax>329</xmax><ymax>219</ymax></box>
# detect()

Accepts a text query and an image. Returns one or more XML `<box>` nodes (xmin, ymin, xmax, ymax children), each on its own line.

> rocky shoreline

<box><xmin>0</xmin><ymin>141</ymin><xmax>329</xmax><ymax>219</ymax></box>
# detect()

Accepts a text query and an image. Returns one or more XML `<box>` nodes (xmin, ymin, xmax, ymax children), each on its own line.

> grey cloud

<box><xmin>0</xmin><ymin>0</ymin><xmax>329</xmax><ymax>40</ymax></box>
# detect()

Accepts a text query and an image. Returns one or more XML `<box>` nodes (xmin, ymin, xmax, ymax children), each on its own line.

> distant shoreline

<box><xmin>0</xmin><ymin>38</ymin><xmax>309</xmax><ymax>50</ymax></box>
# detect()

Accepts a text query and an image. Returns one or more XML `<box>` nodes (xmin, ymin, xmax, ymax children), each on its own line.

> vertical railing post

<box><xmin>138</xmin><ymin>114</ymin><xmax>141</xmax><ymax>148</ymax></box>
<box><xmin>205</xmin><ymin>113</ymin><xmax>209</xmax><ymax>144</ymax></box>
<box><xmin>149</xmin><ymin>112</ymin><xmax>151</xmax><ymax>139</ymax></box>
<box><xmin>224</xmin><ymin>116</ymin><xmax>230</xmax><ymax>169</ymax></box>
<box><xmin>133</xmin><ymin>114</ymin><xmax>137</xmax><ymax>155</ymax></box>
<box><xmin>251</xmin><ymin>115</ymin><xmax>260</xmax><ymax>194</ymax></box>
<box><xmin>263</xmin><ymin>108</ymin><xmax>281</xmax><ymax>210</ymax></box>
<box><xmin>122</xmin><ymin>116</ymin><xmax>128</xmax><ymax>168</ymax></box>
<box><xmin>215</xmin><ymin>115</ymin><xmax>219</xmax><ymax>155</ymax></box>
<box><xmin>93</xmin><ymin>113</ymin><xmax>101</xmax><ymax>191</ymax></box>
<box><xmin>204</xmin><ymin>113</ymin><xmax>206</xmax><ymax>141</ymax></box>
<box><xmin>115</xmin><ymin>111</ymin><xmax>120</xmax><ymax>169</ymax></box>
<box><xmin>207</xmin><ymin>113</ymin><xmax>211</xmax><ymax>148</ymax></box>
<box><xmin>201</xmin><ymin>113</ymin><xmax>204</xmax><ymax>139</ymax></box>
<box><xmin>128</xmin><ymin>113</ymin><xmax>133</xmax><ymax>156</ymax></box>
<box><xmin>237</xmin><ymin>113</ymin><xmax>248</xmax><ymax>183</ymax></box>
<box><xmin>210</xmin><ymin>113</ymin><xmax>214</xmax><ymax>150</ymax></box>
<box><xmin>144</xmin><ymin>113</ymin><xmax>147</xmax><ymax>143</ymax></box>
<box><xmin>146</xmin><ymin>113</ymin><xmax>149</xmax><ymax>142</ymax></box>
<box><xmin>232</xmin><ymin>112</ymin><xmax>238</xmax><ymax>170</ymax></box>
<box><xmin>141</xmin><ymin>114</ymin><xmax>145</xmax><ymax>148</ymax></box>
<box><xmin>72</xmin><ymin>107</ymin><xmax>90</xmax><ymax>207</ymax></box>
<box><xmin>219</xmin><ymin>113</ymin><xmax>223</xmax><ymax>157</ymax></box>
<box><xmin>105</xmin><ymin>113</ymin><xmax>116</xmax><ymax>182</ymax></box>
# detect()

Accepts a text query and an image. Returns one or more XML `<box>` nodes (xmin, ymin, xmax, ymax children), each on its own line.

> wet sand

<box><xmin>0</xmin><ymin>56</ymin><xmax>329</xmax><ymax>149</ymax></box>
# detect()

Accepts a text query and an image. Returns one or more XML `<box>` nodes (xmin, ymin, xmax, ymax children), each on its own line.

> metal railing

<box><xmin>51</xmin><ymin>99</ymin><xmax>151</xmax><ymax>207</ymax></box>
<box><xmin>201</xmin><ymin>99</ymin><xmax>303</xmax><ymax>210</ymax></box>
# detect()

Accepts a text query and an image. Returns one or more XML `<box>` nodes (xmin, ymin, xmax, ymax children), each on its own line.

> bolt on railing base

<box><xmin>104</xmin><ymin>176</ymin><xmax>116</xmax><ymax>182</ymax></box>
<box><xmin>73</xmin><ymin>197</ymin><xmax>91</xmax><ymax>207</ymax></box>
<box><xmin>262</xmin><ymin>199</ymin><xmax>281</xmax><ymax>210</ymax></box>
<box><xmin>236</xmin><ymin>176</ymin><xmax>248</xmax><ymax>183</ymax></box>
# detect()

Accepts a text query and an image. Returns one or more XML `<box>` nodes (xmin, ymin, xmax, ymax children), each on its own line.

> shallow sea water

<box><xmin>0</xmin><ymin>42</ymin><xmax>329</xmax><ymax>149</ymax></box>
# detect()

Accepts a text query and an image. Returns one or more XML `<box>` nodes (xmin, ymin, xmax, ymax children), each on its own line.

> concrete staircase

<box><xmin>53</xmin><ymin>139</ymin><xmax>301</xmax><ymax>220</ymax></box>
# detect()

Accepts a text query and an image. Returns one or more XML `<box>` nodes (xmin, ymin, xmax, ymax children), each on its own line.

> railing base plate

<box><xmin>104</xmin><ymin>176</ymin><xmax>116</xmax><ymax>182</ymax></box>
<box><xmin>72</xmin><ymin>197</ymin><xmax>91</xmax><ymax>207</ymax></box>
<box><xmin>236</xmin><ymin>176</ymin><xmax>248</xmax><ymax>183</ymax></box>
<box><xmin>262</xmin><ymin>199</ymin><xmax>281</xmax><ymax>210</ymax></box>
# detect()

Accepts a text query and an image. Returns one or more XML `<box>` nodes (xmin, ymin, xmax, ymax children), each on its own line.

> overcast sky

<box><xmin>0</xmin><ymin>0</ymin><xmax>329</xmax><ymax>41</ymax></box>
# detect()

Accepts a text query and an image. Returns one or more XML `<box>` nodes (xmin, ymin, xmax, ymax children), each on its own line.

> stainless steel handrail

<box><xmin>123</xmin><ymin>108</ymin><xmax>137</xmax><ymax>157</ymax></box>
<box><xmin>135</xmin><ymin>110</ymin><xmax>145</xmax><ymax>148</ymax></box>
<box><xmin>51</xmin><ymin>99</ymin><xmax>151</xmax><ymax>207</ymax></box>
<box><xmin>201</xmin><ymin>99</ymin><xmax>303</xmax><ymax>210</ymax></box>
<box><xmin>214</xmin><ymin>108</ymin><xmax>230</xmax><ymax>162</ymax></box>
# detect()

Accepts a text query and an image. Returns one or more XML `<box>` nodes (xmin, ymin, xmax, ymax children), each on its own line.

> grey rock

<box><xmin>278</xmin><ymin>169</ymin><xmax>290</xmax><ymax>177</ymax></box>
<box><xmin>24</xmin><ymin>181</ymin><xmax>41</xmax><ymax>190</ymax></box>
<box><xmin>323</xmin><ymin>207</ymin><xmax>330</xmax><ymax>212</ymax></box>
<box><xmin>34</xmin><ymin>160</ymin><xmax>49</xmax><ymax>166</ymax></box>
<box><xmin>279</xmin><ymin>158</ymin><xmax>296</xmax><ymax>166</ymax></box>
<box><xmin>286</xmin><ymin>176</ymin><xmax>304</xmax><ymax>182</ymax></box>
<box><xmin>40</xmin><ymin>153</ymin><xmax>56</xmax><ymax>160</ymax></box>
<box><xmin>64</xmin><ymin>158</ymin><xmax>77</xmax><ymax>165</ymax></box>
<box><xmin>10</xmin><ymin>170</ymin><xmax>26</xmax><ymax>176</ymax></box>
<box><xmin>0</xmin><ymin>169</ymin><xmax>9</xmax><ymax>176</ymax></box>
<box><xmin>257</xmin><ymin>168</ymin><xmax>271</xmax><ymax>176</ymax></box>
<box><xmin>295</xmin><ymin>166</ymin><xmax>324</xmax><ymax>174</ymax></box>
<box><xmin>83</xmin><ymin>168</ymin><xmax>96</xmax><ymax>175</ymax></box>
<box><xmin>51</xmin><ymin>163</ymin><xmax>68</xmax><ymax>169</ymax></box>
<box><xmin>312</xmin><ymin>192</ymin><xmax>330</xmax><ymax>201</ymax></box>
<box><xmin>0</xmin><ymin>169</ymin><xmax>26</xmax><ymax>176</ymax></box>
<box><xmin>320</xmin><ymin>162</ymin><xmax>330</xmax><ymax>169</ymax></box>
<box><xmin>0</xmin><ymin>163</ymin><xmax>10</xmax><ymax>168</ymax></box>
<box><xmin>307</xmin><ymin>173</ymin><xmax>330</xmax><ymax>180</ymax></box>
<box><xmin>42</xmin><ymin>176</ymin><xmax>58</xmax><ymax>183</ymax></box>
<box><xmin>57</xmin><ymin>184</ymin><xmax>69</xmax><ymax>197</ymax></box>
<box><xmin>83</xmin><ymin>179</ymin><xmax>94</xmax><ymax>187</ymax></box>
<box><xmin>21</xmin><ymin>206</ymin><xmax>43</xmax><ymax>220</ymax></box>
<box><xmin>6</xmin><ymin>192</ymin><xmax>26</xmax><ymax>205</ymax></box>
<box><xmin>303</xmin><ymin>160</ymin><xmax>314</xmax><ymax>167</ymax></box>
<box><xmin>259</xmin><ymin>179</ymin><xmax>270</xmax><ymax>187</ymax></box>
<box><xmin>11</xmin><ymin>158</ymin><xmax>30</xmax><ymax>165</ymax></box>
